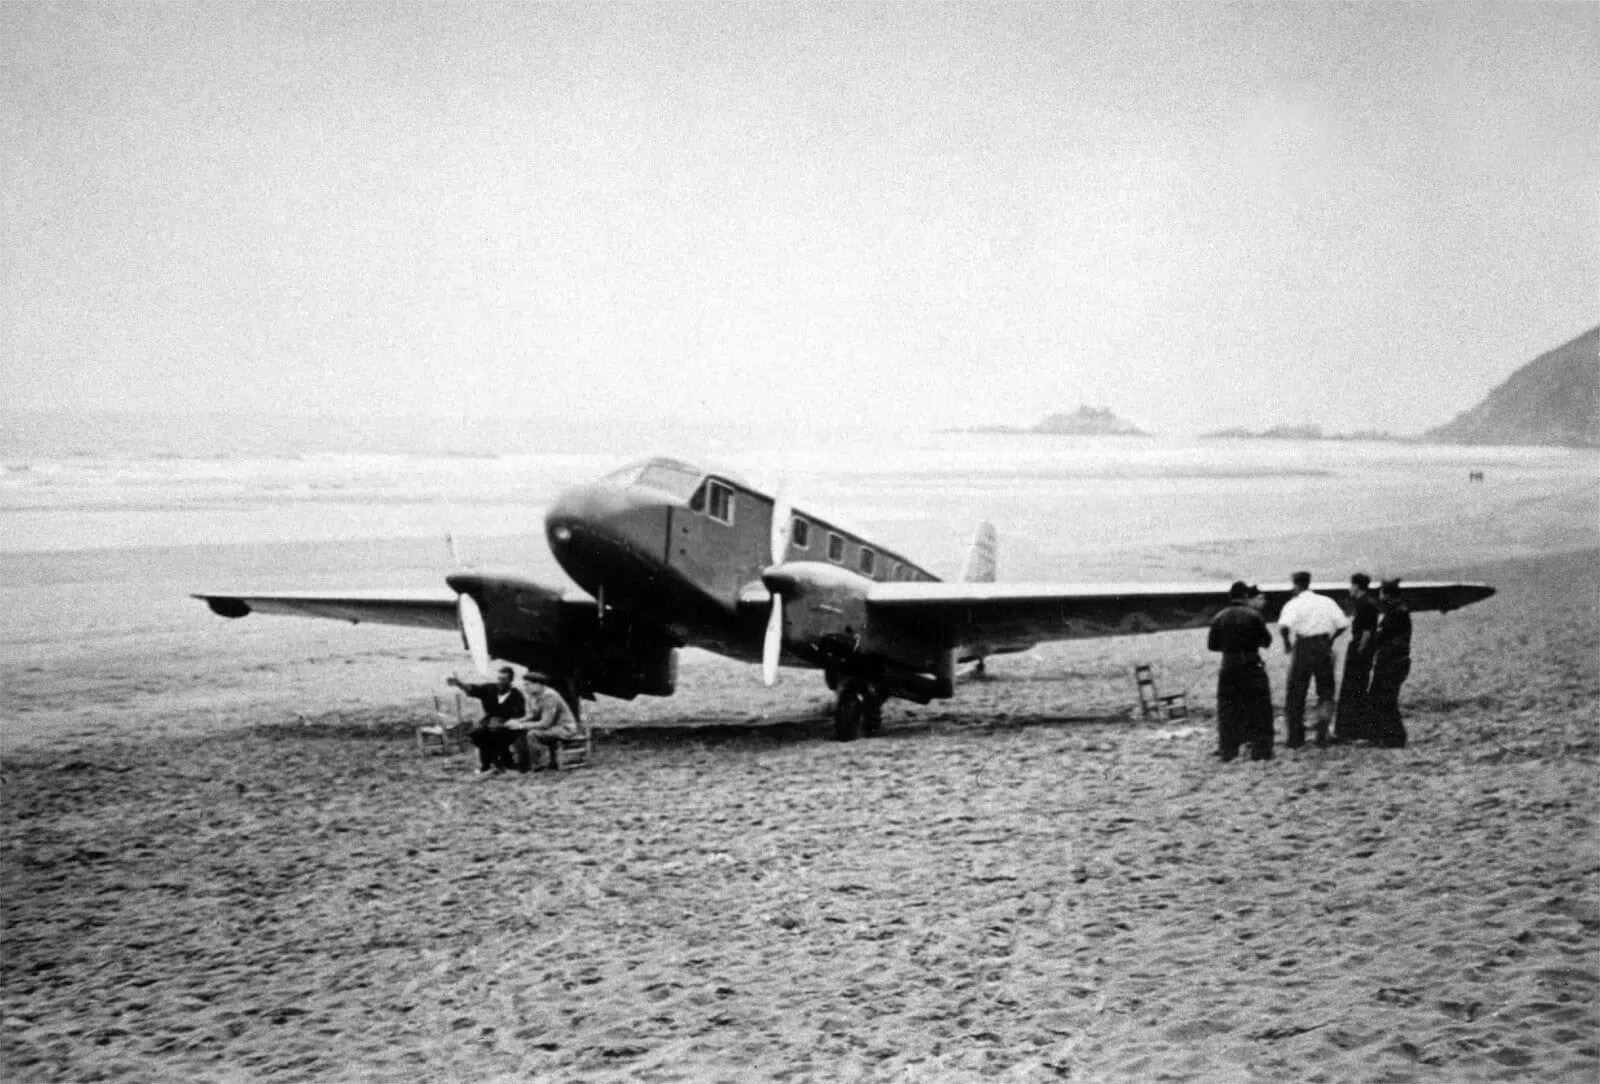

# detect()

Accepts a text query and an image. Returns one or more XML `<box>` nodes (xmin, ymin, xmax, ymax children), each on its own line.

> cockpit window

<box><xmin>634</xmin><ymin>461</ymin><xmax>705</xmax><ymax>501</ymax></box>
<box><xmin>706</xmin><ymin>481</ymin><xmax>735</xmax><ymax>525</ymax></box>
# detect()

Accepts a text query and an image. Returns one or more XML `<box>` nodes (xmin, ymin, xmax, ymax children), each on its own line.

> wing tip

<box><xmin>195</xmin><ymin>594</ymin><xmax>252</xmax><ymax>619</ymax></box>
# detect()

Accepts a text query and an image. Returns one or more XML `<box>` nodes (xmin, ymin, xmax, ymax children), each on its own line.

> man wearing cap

<box><xmin>447</xmin><ymin>666</ymin><xmax>527</xmax><ymax>776</ymax></box>
<box><xmin>1367</xmin><ymin>579</ymin><xmax>1413</xmax><ymax>748</ymax></box>
<box><xmin>1207</xmin><ymin>581</ymin><xmax>1275</xmax><ymax>762</ymax></box>
<box><xmin>1277</xmin><ymin>571</ymin><xmax>1350</xmax><ymax>748</ymax></box>
<box><xmin>1333</xmin><ymin>572</ymin><xmax>1381</xmax><ymax>743</ymax></box>
<box><xmin>513</xmin><ymin>673</ymin><xmax>586</xmax><ymax>771</ymax></box>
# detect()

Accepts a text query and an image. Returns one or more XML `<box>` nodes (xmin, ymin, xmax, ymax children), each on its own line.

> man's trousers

<box><xmin>1334</xmin><ymin>647</ymin><xmax>1375</xmax><ymax>742</ymax></box>
<box><xmin>1367</xmin><ymin>654</ymin><xmax>1411</xmax><ymax>748</ymax></box>
<box><xmin>1285</xmin><ymin>635</ymin><xmax>1335</xmax><ymax>747</ymax></box>
<box><xmin>471</xmin><ymin>726</ymin><xmax>519</xmax><ymax>771</ymax></box>
<box><xmin>1217</xmin><ymin>659</ymin><xmax>1274</xmax><ymax>761</ymax></box>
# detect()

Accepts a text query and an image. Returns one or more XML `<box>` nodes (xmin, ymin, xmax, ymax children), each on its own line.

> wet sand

<box><xmin>3</xmin><ymin>541</ymin><xmax>1597</xmax><ymax>1081</ymax></box>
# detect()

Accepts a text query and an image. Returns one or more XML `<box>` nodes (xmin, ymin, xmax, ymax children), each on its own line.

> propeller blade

<box><xmin>457</xmin><ymin>593</ymin><xmax>490</xmax><ymax>675</ymax></box>
<box><xmin>762</xmin><ymin>594</ymin><xmax>783</xmax><ymax>686</ymax></box>
<box><xmin>770</xmin><ymin>478</ymin><xmax>792</xmax><ymax>566</ymax></box>
<box><xmin>761</xmin><ymin>477</ymin><xmax>795</xmax><ymax>686</ymax></box>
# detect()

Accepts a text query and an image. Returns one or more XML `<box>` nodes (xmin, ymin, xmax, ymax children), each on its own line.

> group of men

<box><xmin>445</xmin><ymin>667</ymin><xmax>585</xmax><ymax>777</ymax></box>
<box><xmin>1207</xmin><ymin>571</ymin><xmax>1413</xmax><ymax>762</ymax></box>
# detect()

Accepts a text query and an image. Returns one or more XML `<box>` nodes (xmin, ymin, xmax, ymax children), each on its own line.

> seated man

<box><xmin>514</xmin><ymin>672</ymin><xmax>585</xmax><ymax>770</ymax></box>
<box><xmin>446</xmin><ymin>667</ymin><xmax>526</xmax><ymax>777</ymax></box>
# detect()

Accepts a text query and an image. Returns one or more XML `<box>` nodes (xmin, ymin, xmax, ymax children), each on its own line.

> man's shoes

<box><xmin>472</xmin><ymin>769</ymin><xmax>494</xmax><ymax>780</ymax></box>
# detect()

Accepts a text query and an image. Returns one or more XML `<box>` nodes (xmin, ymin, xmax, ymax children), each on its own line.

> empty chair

<box><xmin>1134</xmin><ymin>664</ymin><xmax>1189</xmax><ymax>721</ymax></box>
<box><xmin>417</xmin><ymin>693</ymin><xmax>471</xmax><ymax>755</ymax></box>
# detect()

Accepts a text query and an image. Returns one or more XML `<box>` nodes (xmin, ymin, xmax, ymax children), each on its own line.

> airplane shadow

<box><xmin>246</xmin><ymin>704</ymin><xmax>1165</xmax><ymax>750</ymax></box>
<box><xmin>597</xmin><ymin>715</ymin><xmax>839</xmax><ymax>749</ymax></box>
<box><xmin>595</xmin><ymin>708</ymin><xmax>1144</xmax><ymax>749</ymax></box>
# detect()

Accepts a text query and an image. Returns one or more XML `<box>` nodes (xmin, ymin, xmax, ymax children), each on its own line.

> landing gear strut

<box><xmin>832</xmin><ymin>679</ymin><xmax>884</xmax><ymax>742</ymax></box>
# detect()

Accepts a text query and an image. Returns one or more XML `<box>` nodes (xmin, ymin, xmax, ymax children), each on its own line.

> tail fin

<box><xmin>960</xmin><ymin>522</ymin><xmax>998</xmax><ymax>582</ymax></box>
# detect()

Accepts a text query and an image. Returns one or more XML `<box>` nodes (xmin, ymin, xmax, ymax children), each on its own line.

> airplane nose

<box><xmin>546</xmin><ymin>482</ymin><xmax>671</xmax><ymax>569</ymax></box>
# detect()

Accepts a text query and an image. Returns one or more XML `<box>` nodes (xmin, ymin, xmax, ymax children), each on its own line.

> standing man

<box><xmin>1208</xmin><ymin>581</ymin><xmax>1275</xmax><ymax>762</ymax></box>
<box><xmin>1278</xmin><ymin>570</ymin><xmax>1350</xmax><ymax>748</ymax></box>
<box><xmin>1333</xmin><ymin>572</ymin><xmax>1381</xmax><ymax>743</ymax></box>
<box><xmin>1368</xmin><ymin>578</ymin><xmax>1413</xmax><ymax>748</ymax></box>
<box><xmin>447</xmin><ymin>666</ymin><xmax>527</xmax><ymax>776</ymax></box>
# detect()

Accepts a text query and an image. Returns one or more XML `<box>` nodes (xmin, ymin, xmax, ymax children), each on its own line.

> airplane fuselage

<box><xmin>543</xmin><ymin>457</ymin><xmax>939</xmax><ymax>668</ymax></box>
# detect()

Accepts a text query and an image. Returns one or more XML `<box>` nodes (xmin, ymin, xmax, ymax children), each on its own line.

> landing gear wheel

<box><xmin>824</xmin><ymin>668</ymin><xmax>840</xmax><ymax>692</ymax></box>
<box><xmin>862</xmin><ymin>689</ymin><xmax>884</xmax><ymax>737</ymax></box>
<box><xmin>833</xmin><ymin>686</ymin><xmax>866</xmax><ymax>742</ymax></box>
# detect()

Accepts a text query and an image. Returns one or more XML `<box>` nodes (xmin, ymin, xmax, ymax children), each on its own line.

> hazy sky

<box><xmin>4</xmin><ymin>2</ymin><xmax>1596</xmax><ymax>435</ymax></box>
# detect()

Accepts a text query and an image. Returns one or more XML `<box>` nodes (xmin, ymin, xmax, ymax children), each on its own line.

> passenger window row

<box><xmin>689</xmin><ymin>493</ymin><xmax>922</xmax><ymax>582</ymax></box>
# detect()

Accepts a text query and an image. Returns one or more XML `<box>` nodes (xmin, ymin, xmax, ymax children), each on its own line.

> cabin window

<box><xmin>791</xmin><ymin>517</ymin><xmax>810</xmax><ymax>550</ymax></box>
<box><xmin>859</xmin><ymin>548</ymin><xmax>876</xmax><ymax>576</ymax></box>
<box><xmin>706</xmin><ymin>481</ymin><xmax>735</xmax><ymax>525</ymax></box>
<box><xmin>688</xmin><ymin>484</ymin><xmax>705</xmax><ymax>513</ymax></box>
<box><xmin>827</xmin><ymin>533</ymin><xmax>844</xmax><ymax>563</ymax></box>
<box><xmin>890</xmin><ymin>561</ymin><xmax>902</xmax><ymax>580</ymax></box>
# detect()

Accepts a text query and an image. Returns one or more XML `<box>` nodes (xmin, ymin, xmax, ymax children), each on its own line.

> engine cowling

<box><xmin>446</xmin><ymin>570</ymin><xmax>677</xmax><ymax>700</ymax></box>
<box><xmin>761</xmin><ymin>561</ymin><xmax>872</xmax><ymax>669</ymax></box>
<box><xmin>761</xmin><ymin>562</ymin><xmax>956</xmax><ymax>701</ymax></box>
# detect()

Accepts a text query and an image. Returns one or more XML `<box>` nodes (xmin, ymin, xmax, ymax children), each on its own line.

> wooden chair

<box><xmin>417</xmin><ymin>694</ymin><xmax>471</xmax><ymax>755</ymax></box>
<box><xmin>1134</xmin><ymin>664</ymin><xmax>1189</xmax><ymax>721</ymax></box>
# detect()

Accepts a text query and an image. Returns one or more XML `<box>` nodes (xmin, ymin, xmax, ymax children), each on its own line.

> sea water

<box><xmin>1</xmin><ymin>410</ymin><xmax>1591</xmax><ymax>580</ymax></box>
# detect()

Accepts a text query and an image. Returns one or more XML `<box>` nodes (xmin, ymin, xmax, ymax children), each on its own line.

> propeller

<box><xmin>457</xmin><ymin>592</ymin><xmax>491</xmax><ymax>676</ymax></box>
<box><xmin>762</xmin><ymin>480</ymin><xmax>792</xmax><ymax>686</ymax></box>
<box><xmin>446</xmin><ymin>532</ymin><xmax>490</xmax><ymax>674</ymax></box>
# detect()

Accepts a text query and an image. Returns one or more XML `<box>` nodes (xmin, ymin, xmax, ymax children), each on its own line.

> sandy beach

<box><xmin>4</xmin><ymin>517</ymin><xmax>1597</xmax><ymax>1082</ymax></box>
<box><xmin>8</xmin><ymin>2</ymin><xmax>1597</xmax><ymax>1077</ymax></box>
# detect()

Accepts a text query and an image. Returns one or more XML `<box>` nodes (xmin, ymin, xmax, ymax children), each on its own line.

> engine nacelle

<box><xmin>764</xmin><ymin>561</ymin><xmax>872</xmax><ymax>666</ymax></box>
<box><xmin>447</xmin><ymin>569</ymin><xmax>677</xmax><ymax>700</ymax></box>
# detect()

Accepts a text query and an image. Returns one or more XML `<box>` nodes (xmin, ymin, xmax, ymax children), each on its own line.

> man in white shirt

<box><xmin>1277</xmin><ymin>570</ymin><xmax>1350</xmax><ymax>748</ymax></box>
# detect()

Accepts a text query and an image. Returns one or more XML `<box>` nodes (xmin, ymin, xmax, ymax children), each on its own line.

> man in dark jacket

<box><xmin>1368</xmin><ymin>579</ymin><xmax>1413</xmax><ymax>748</ymax></box>
<box><xmin>1208</xmin><ymin>581</ymin><xmax>1275</xmax><ymax>762</ymax></box>
<box><xmin>447</xmin><ymin>667</ymin><xmax>527</xmax><ymax>775</ymax></box>
<box><xmin>1333</xmin><ymin>572</ymin><xmax>1381</xmax><ymax>743</ymax></box>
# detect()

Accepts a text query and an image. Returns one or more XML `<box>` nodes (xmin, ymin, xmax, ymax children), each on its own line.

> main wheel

<box><xmin>862</xmin><ymin>690</ymin><xmax>884</xmax><ymax>737</ymax></box>
<box><xmin>824</xmin><ymin>668</ymin><xmax>840</xmax><ymax>692</ymax></box>
<box><xmin>833</xmin><ymin>687</ymin><xmax>865</xmax><ymax>742</ymax></box>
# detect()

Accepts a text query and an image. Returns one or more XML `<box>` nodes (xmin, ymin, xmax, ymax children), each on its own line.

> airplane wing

<box><xmin>192</xmin><ymin>589</ymin><xmax>463</xmax><ymax>629</ymax></box>
<box><xmin>865</xmin><ymin>580</ymin><xmax>1496</xmax><ymax>650</ymax></box>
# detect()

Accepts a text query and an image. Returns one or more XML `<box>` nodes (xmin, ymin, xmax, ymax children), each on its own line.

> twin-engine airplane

<box><xmin>196</xmin><ymin>456</ymin><xmax>1495</xmax><ymax>741</ymax></box>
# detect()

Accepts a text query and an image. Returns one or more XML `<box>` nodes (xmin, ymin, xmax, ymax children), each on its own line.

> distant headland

<box><xmin>1425</xmin><ymin>324</ymin><xmax>1598</xmax><ymax>448</ymax></box>
<box><xmin>1200</xmin><ymin>424</ymin><xmax>1407</xmax><ymax>442</ymax></box>
<box><xmin>951</xmin><ymin>405</ymin><xmax>1148</xmax><ymax>437</ymax></box>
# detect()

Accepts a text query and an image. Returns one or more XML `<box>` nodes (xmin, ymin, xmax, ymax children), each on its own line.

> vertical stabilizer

<box><xmin>960</xmin><ymin>522</ymin><xmax>998</xmax><ymax>582</ymax></box>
